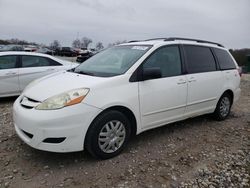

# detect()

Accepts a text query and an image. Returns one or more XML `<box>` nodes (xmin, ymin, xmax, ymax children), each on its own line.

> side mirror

<box><xmin>143</xmin><ymin>67</ymin><xmax>162</xmax><ymax>81</ymax></box>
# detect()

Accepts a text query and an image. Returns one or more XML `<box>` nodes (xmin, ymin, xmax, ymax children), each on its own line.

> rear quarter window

<box><xmin>213</xmin><ymin>48</ymin><xmax>236</xmax><ymax>70</ymax></box>
<box><xmin>49</xmin><ymin>59</ymin><xmax>62</xmax><ymax>66</ymax></box>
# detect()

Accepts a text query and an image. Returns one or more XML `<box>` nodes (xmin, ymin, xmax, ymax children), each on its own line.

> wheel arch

<box><xmin>221</xmin><ymin>89</ymin><xmax>234</xmax><ymax>104</ymax></box>
<box><xmin>99</xmin><ymin>106</ymin><xmax>137</xmax><ymax>137</ymax></box>
<box><xmin>84</xmin><ymin>105</ymin><xmax>138</xmax><ymax>149</ymax></box>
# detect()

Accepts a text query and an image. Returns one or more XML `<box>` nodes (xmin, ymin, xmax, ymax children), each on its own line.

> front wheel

<box><xmin>213</xmin><ymin>93</ymin><xmax>232</xmax><ymax>121</ymax></box>
<box><xmin>85</xmin><ymin>110</ymin><xmax>131</xmax><ymax>159</ymax></box>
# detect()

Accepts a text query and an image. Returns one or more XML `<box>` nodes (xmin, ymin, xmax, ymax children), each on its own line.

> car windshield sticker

<box><xmin>131</xmin><ymin>46</ymin><xmax>149</xmax><ymax>50</ymax></box>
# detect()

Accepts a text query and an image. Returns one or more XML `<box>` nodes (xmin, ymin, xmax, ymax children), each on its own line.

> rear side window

<box><xmin>49</xmin><ymin>59</ymin><xmax>61</xmax><ymax>66</ymax></box>
<box><xmin>213</xmin><ymin>48</ymin><xmax>236</xmax><ymax>70</ymax></box>
<box><xmin>184</xmin><ymin>45</ymin><xmax>216</xmax><ymax>74</ymax></box>
<box><xmin>143</xmin><ymin>45</ymin><xmax>182</xmax><ymax>77</ymax></box>
<box><xmin>0</xmin><ymin>56</ymin><xmax>17</xmax><ymax>69</ymax></box>
<box><xmin>21</xmin><ymin>56</ymin><xmax>60</xmax><ymax>67</ymax></box>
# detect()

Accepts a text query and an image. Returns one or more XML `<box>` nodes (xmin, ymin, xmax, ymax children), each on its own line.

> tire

<box><xmin>213</xmin><ymin>93</ymin><xmax>232</xmax><ymax>121</ymax></box>
<box><xmin>85</xmin><ymin>110</ymin><xmax>131</xmax><ymax>159</ymax></box>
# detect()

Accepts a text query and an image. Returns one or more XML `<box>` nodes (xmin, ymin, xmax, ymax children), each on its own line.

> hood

<box><xmin>24</xmin><ymin>71</ymin><xmax>106</xmax><ymax>101</ymax></box>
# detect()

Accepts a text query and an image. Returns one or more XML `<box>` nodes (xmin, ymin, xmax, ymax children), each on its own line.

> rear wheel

<box><xmin>85</xmin><ymin>110</ymin><xmax>131</xmax><ymax>159</ymax></box>
<box><xmin>213</xmin><ymin>93</ymin><xmax>232</xmax><ymax>121</ymax></box>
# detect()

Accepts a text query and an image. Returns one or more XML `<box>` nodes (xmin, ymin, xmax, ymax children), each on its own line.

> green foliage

<box><xmin>230</xmin><ymin>49</ymin><xmax>250</xmax><ymax>66</ymax></box>
<box><xmin>0</xmin><ymin>38</ymin><xmax>37</xmax><ymax>45</ymax></box>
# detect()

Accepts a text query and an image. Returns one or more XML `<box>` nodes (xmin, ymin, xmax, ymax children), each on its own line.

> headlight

<box><xmin>35</xmin><ymin>88</ymin><xmax>89</xmax><ymax>110</ymax></box>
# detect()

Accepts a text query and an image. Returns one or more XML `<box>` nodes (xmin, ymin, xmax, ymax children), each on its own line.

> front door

<box><xmin>139</xmin><ymin>45</ymin><xmax>187</xmax><ymax>130</ymax></box>
<box><xmin>0</xmin><ymin>55</ymin><xmax>19</xmax><ymax>97</ymax></box>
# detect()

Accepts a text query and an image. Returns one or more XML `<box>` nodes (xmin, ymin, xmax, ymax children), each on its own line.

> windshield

<box><xmin>74</xmin><ymin>45</ymin><xmax>152</xmax><ymax>77</ymax></box>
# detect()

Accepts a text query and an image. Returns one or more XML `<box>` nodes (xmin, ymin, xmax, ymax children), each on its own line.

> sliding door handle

<box><xmin>188</xmin><ymin>77</ymin><xmax>196</xmax><ymax>82</ymax></box>
<box><xmin>177</xmin><ymin>79</ymin><xmax>187</xmax><ymax>85</ymax></box>
<box><xmin>5</xmin><ymin>72</ymin><xmax>17</xmax><ymax>75</ymax></box>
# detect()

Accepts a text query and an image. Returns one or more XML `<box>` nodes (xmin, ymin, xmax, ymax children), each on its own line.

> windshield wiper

<box><xmin>75</xmin><ymin>70</ymin><xmax>95</xmax><ymax>76</ymax></box>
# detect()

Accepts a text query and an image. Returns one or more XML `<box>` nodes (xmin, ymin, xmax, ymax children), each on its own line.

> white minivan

<box><xmin>13</xmin><ymin>38</ymin><xmax>241</xmax><ymax>159</ymax></box>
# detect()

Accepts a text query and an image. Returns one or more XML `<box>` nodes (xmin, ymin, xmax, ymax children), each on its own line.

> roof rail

<box><xmin>128</xmin><ymin>40</ymin><xmax>141</xmax><ymax>43</ymax></box>
<box><xmin>164</xmin><ymin>37</ymin><xmax>224</xmax><ymax>47</ymax></box>
<box><xmin>144</xmin><ymin>38</ymin><xmax>168</xmax><ymax>41</ymax></box>
<box><xmin>128</xmin><ymin>37</ymin><xmax>224</xmax><ymax>47</ymax></box>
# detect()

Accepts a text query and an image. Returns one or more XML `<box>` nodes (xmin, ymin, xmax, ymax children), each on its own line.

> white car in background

<box><xmin>0</xmin><ymin>52</ymin><xmax>78</xmax><ymax>97</ymax></box>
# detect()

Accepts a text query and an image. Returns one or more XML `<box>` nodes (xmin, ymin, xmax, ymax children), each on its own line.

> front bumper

<box><xmin>13</xmin><ymin>96</ymin><xmax>101</xmax><ymax>152</ymax></box>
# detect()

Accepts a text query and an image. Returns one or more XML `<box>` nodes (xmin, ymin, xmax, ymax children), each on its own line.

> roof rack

<box><xmin>163</xmin><ymin>37</ymin><xmax>224</xmax><ymax>47</ymax></box>
<box><xmin>144</xmin><ymin>38</ymin><xmax>168</xmax><ymax>41</ymax></box>
<box><xmin>128</xmin><ymin>40</ymin><xmax>141</xmax><ymax>43</ymax></box>
<box><xmin>128</xmin><ymin>37</ymin><xmax>224</xmax><ymax>48</ymax></box>
<box><xmin>128</xmin><ymin>38</ymin><xmax>167</xmax><ymax>43</ymax></box>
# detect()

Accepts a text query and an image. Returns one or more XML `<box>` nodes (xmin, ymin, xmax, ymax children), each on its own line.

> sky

<box><xmin>0</xmin><ymin>0</ymin><xmax>249</xmax><ymax>49</ymax></box>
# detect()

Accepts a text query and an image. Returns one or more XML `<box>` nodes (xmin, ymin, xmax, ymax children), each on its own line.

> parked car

<box><xmin>24</xmin><ymin>45</ymin><xmax>38</xmax><ymax>52</ymax></box>
<box><xmin>89</xmin><ymin>48</ymin><xmax>98</xmax><ymax>54</ymax></box>
<box><xmin>13</xmin><ymin>38</ymin><xmax>241</xmax><ymax>159</ymax></box>
<box><xmin>73</xmin><ymin>48</ymin><xmax>84</xmax><ymax>56</ymax></box>
<box><xmin>0</xmin><ymin>52</ymin><xmax>78</xmax><ymax>97</ymax></box>
<box><xmin>0</xmin><ymin>45</ymin><xmax>24</xmax><ymax>52</ymax></box>
<box><xmin>57</xmin><ymin>47</ymin><xmax>78</xmax><ymax>57</ymax></box>
<box><xmin>37</xmin><ymin>47</ymin><xmax>55</xmax><ymax>55</ymax></box>
<box><xmin>76</xmin><ymin>51</ymin><xmax>94</xmax><ymax>63</ymax></box>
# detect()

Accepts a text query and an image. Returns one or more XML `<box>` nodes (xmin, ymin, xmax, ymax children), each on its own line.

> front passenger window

<box><xmin>143</xmin><ymin>46</ymin><xmax>182</xmax><ymax>77</ymax></box>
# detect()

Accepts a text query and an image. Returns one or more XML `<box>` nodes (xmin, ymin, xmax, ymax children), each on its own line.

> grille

<box><xmin>43</xmin><ymin>137</ymin><xmax>66</xmax><ymax>144</ymax></box>
<box><xmin>20</xmin><ymin>96</ymin><xmax>41</xmax><ymax>109</ymax></box>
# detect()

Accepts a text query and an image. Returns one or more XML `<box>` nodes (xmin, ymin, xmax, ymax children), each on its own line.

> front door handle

<box><xmin>46</xmin><ymin>68</ymin><xmax>55</xmax><ymax>71</ymax></box>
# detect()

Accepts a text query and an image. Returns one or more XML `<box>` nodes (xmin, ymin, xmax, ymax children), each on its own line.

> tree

<box><xmin>96</xmin><ymin>42</ymin><xmax>104</xmax><ymax>51</ymax></box>
<box><xmin>72</xmin><ymin>39</ymin><xmax>81</xmax><ymax>48</ymax></box>
<box><xmin>230</xmin><ymin>48</ymin><xmax>250</xmax><ymax>66</ymax></box>
<box><xmin>81</xmin><ymin>37</ymin><xmax>92</xmax><ymax>48</ymax></box>
<box><xmin>50</xmin><ymin>40</ymin><xmax>61</xmax><ymax>50</ymax></box>
<box><xmin>0</xmin><ymin>38</ymin><xmax>36</xmax><ymax>45</ymax></box>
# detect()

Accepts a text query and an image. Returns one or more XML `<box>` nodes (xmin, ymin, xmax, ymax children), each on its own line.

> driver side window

<box><xmin>143</xmin><ymin>46</ymin><xmax>182</xmax><ymax>78</ymax></box>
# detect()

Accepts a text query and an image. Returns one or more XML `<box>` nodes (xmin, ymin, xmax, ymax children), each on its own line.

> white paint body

<box><xmin>13</xmin><ymin>40</ymin><xmax>241</xmax><ymax>152</ymax></box>
<box><xmin>0</xmin><ymin>52</ymin><xmax>78</xmax><ymax>97</ymax></box>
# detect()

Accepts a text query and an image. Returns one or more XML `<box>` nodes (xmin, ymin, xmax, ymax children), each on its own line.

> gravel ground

<box><xmin>0</xmin><ymin>75</ymin><xmax>249</xmax><ymax>188</ymax></box>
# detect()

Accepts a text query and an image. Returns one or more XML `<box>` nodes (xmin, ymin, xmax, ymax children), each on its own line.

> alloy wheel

<box><xmin>219</xmin><ymin>97</ymin><xmax>230</xmax><ymax>117</ymax></box>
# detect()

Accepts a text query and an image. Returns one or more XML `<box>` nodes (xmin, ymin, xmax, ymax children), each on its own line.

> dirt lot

<box><xmin>0</xmin><ymin>75</ymin><xmax>249</xmax><ymax>188</ymax></box>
